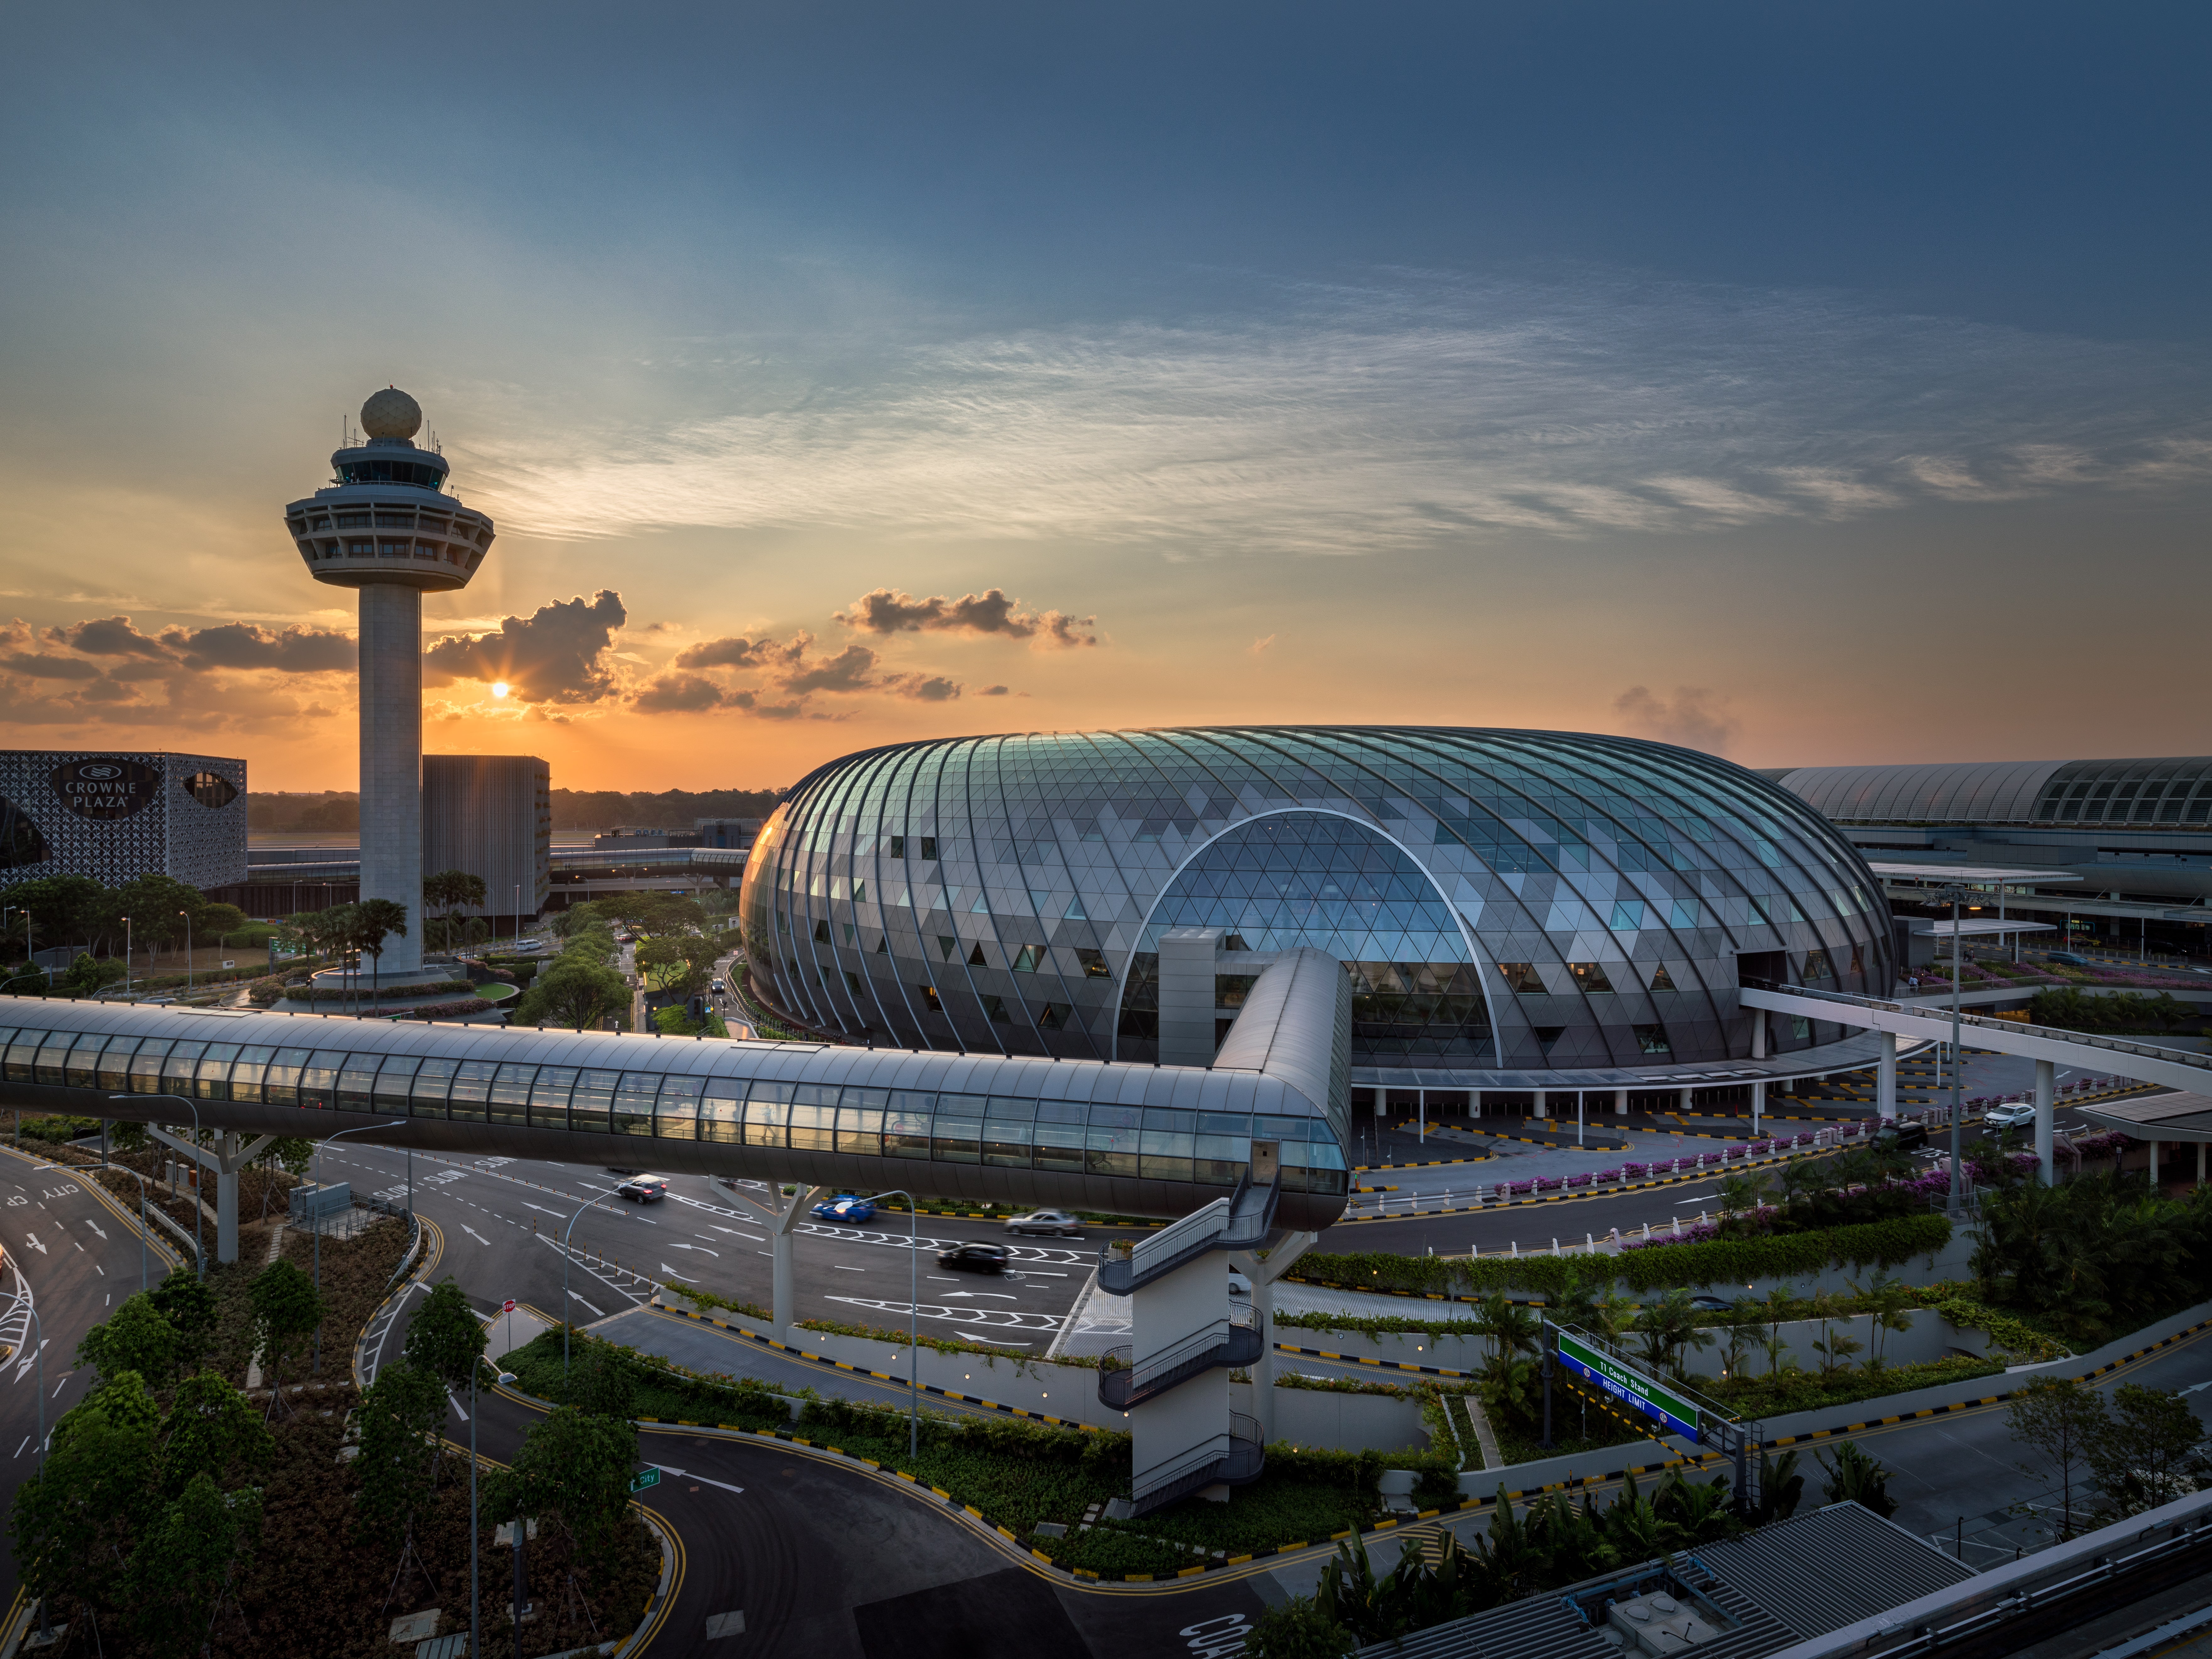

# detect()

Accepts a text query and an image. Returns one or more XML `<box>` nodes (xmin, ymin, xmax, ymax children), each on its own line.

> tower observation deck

<box><xmin>284</xmin><ymin>388</ymin><xmax>496</xmax><ymax>975</ymax></box>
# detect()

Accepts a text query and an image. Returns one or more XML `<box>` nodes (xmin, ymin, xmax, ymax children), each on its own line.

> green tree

<box><xmin>355</xmin><ymin>896</ymin><xmax>409</xmax><ymax>1002</ymax></box>
<box><xmin>158</xmin><ymin>1371</ymin><xmax>272</xmax><ymax>1498</ymax></box>
<box><xmin>487</xmin><ymin>1406</ymin><xmax>640</xmax><ymax>1578</ymax></box>
<box><xmin>1242</xmin><ymin>1596</ymin><xmax>1354</xmax><ymax>1658</ymax></box>
<box><xmin>354</xmin><ymin>1362</ymin><xmax>448</xmax><ymax>1544</ymax></box>
<box><xmin>403</xmin><ymin>1278</ymin><xmax>487</xmax><ymax>1390</ymax></box>
<box><xmin>2006</xmin><ymin>1374</ymin><xmax>2108</xmax><ymax>1540</ymax></box>
<box><xmin>75</xmin><ymin>1293</ymin><xmax>179</xmax><ymax>1387</ymax></box>
<box><xmin>253</xmin><ymin>1136</ymin><xmax>314</xmax><ymax>1179</ymax></box>
<box><xmin>1817</xmin><ymin>1439</ymin><xmax>1898</xmax><ymax>1518</ymax></box>
<box><xmin>59</xmin><ymin>951</ymin><xmax>123</xmax><ymax>996</ymax></box>
<box><xmin>515</xmin><ymin>957</ymin><xmax>632</xmax><ymax>1031</ymax></box>
<box><xmin>2087</xmin><ymin>1384</ymin><xmax>2212</xmax><ymax>1520</ymax></box>
<box><xmin>8</xmin><ymin>1370</ymin><xmax>160</xmax><ymax>1616</ymax></box>
<box><xmin>148</xmin><ymin>1266</ymin><xmax>218</xmax><ymax>1374</ymax></box>
<box><xmin>126</xmin><ymin>1470</ymin><xmax>259</xmax><ymax>1656</ymax></box>
<box><xmin>424</xmin><ymin>869</ymin><xmax>487</xmax><ymax>952</ymax></box>
<box><xmin>247</xmin><ymin>1257</ymin><xmax>324</xmax><ymax>1395</ymax></box>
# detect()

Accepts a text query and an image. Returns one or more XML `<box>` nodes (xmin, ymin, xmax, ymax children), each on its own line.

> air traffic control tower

<box><xmin>283</xmin><ymin>388</ymin><xmax>496</xmax><ymax>975</ymax></box>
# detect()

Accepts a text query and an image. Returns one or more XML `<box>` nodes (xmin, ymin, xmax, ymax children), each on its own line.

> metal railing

<box><xmin>1098</xmin><ymin>1304</ymin><xmax>1261</xmax><ymax>1409</ymax></box>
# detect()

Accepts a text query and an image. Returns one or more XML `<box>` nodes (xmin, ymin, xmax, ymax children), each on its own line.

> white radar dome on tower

<box><xmin>360</xmin><ymin>386</ymin><xmax>423</xmax><ymax>441</ymax></box>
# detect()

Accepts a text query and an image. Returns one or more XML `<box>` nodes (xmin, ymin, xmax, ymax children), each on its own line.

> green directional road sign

<box><xmin>1553</xmin><ymin>1326</ymin><xmax>1702</xmax><ymax>1442</ymax></box>
<box><xmin>629</xmin><ymin>1467</ymin><xmax>661</xmax><ymax>1493</ymax></box>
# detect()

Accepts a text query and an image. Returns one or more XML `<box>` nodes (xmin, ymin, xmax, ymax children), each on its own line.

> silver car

<box><xmin>1005</xmin><ymin>1208</ymin><xmax>1083</xmax><ymax>1237</ymax></box>
<box><xmin>1982</xmin><ymin>1103</ymin><xmax>2037</xmax><ymax>1131</ymax></box>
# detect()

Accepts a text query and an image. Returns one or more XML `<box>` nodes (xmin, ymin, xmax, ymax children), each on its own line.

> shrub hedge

<box><xmin>1293</xmin><ymin>1214</ymin><xmax>1954</xmax><ymax>1300</ymax></box>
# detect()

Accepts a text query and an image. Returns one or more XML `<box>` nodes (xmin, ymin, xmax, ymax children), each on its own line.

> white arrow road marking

<box><xmin>647</xmin><ymin>1464</ymin><xmax>744</xmax><ymax>1495</ymax></box>
<box><xmin>831</xmin><ymin>1265</ymin><xmax>866</xmax><ymax>1272</ymax></box>
<box><xmin>447</xmin><ymin>1389</ymin><xmax>469</xmax><ymax>1422</ymax></box>
<box><xmin>940</xmin><ymin>1292</ymin><xmax>1018</xmax><ymax>1301</ymax></box>
<box><xmin>22</xmin><ymin>1235</ymin><xmax>42</xmax><ymax>1255</ymax></box>
<box><xmin>569</xmin><ymin>1292</ymin><xmax>606</xmax><ymax>1317</ymax></box>
<box><xmin>708</xmin><ymin>1224</ymin><xmax>766</xmax><ymax>1241</ymax></box>
<box><xmin>666</xmin><ymin>1243</ymin><xmax>719</xmax><ymax>1256</ymax></box>
<box><xmin>661</xmin><ymin>1265</ymin><xmax>699</xmax><ymax>1281</ymax></box>
<box><xmin>462</xmin><ymin>1226</ymin><xmax>492</xmax><ymax>1246</ymax></box>
<box><xmin>522</xmin><ymin>1203</ymin><xmax>572</xmax><ymax>1220</ymax></box>
<box><xmin>2181</xmin><ymin>1380</ymin><xmax>2212</xmax><ymax>1396</ymax></box>
<box><xmin>84</xmin><ymin>1221</ymin><xmax>106</xmax><ymax>1240</ymax></box>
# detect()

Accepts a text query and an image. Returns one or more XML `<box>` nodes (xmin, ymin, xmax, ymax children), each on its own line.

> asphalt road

<box><xmin>0</xmin><ymin>1142</ymin><xmax>186</xmax><ymax>1609</ymax></box>
<box><xmin>317</xmin><ymin>1141</ymin><xmax>1144</xmax><ymax>1354</ymax></box>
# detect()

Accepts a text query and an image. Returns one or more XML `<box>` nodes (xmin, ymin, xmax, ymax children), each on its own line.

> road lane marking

<box><xmin>646</xmin><ymin>1463</ymin><xmax>744</xmax><ymax>1495</ymax></box>
<box><xmin>661</xmin><ymin>1265</ymin><xmax>699</xmax><ymax>1281</ymax></box>
<box><xmin>447</xmin><ymin>1389</ymin><xmax>469</xmax><ymax>1421</ymax></box>
<box><xmin>570</xmin><ymin>1292</ymin><xmax>606</xmax><ymax>1316</ymax></box>
<box><xmin>462</xmin><ymin>1225</ymin><xmax>492</xmax><ymax>1245</ymax></box>
<box><xmin>831</xmin><ymin>1265</ymin><xmax>866</xmax><ymax>1272</ymax></box>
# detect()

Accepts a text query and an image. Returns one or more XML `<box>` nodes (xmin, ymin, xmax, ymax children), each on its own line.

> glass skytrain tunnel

<box><xmin>0</xmin><ymin>994</ymin><xmax>1350</xmax><ymax>1228</ymax></box>
<box><xmin>740</xmin><ymin>727</ymin><xmax>1895</xmax><ymax>1071</ymax></box>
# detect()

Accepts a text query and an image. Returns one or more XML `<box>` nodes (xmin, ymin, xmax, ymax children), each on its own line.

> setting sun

<box><xmin>491</xmin><ymin>681</ymin><xmax>510</xmax><ymax>699</ymax></box>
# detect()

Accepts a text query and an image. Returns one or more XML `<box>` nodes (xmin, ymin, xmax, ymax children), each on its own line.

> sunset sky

<box><xmin>3</xmin><ymin>4</ymin><xmax>2208</xmax><ymax>793</ymax></box>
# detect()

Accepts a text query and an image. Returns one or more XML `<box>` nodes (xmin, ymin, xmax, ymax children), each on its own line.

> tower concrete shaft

<box><xmin>360</xmin><ymin>584</ymin><xmax>425</xmax><ymax>973</ymax></box>
<box><xmin>284</xmin><ymin>387</ymin><xmax>496</xmax><ymax>973</ymax></box>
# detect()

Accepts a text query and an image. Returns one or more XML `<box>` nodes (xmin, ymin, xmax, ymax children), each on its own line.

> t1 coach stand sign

<box><xmin>1551</xmin><ymin>1323</ymin><xmax>1703</xmax><ymax>1443</ymax></box>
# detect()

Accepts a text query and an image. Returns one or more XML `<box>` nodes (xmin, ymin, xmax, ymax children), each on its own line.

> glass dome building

<box><xmin>740</xmin><ymin>728</ymin><xmax>1894</xmax><ymax>1076</ymax></box>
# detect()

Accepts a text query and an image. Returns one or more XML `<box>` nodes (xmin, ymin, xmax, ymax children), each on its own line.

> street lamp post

<box><xmin>120</xmin><ymin>916</ymin><xmax>131</xmax><ymax>999</ymax></box>
<box><xmin>860</xmin><ymin>1190</ymin><xmax>922</xmax><ymax>1457</ymax></box>
<box><xmin>1938</xmin><ymin>886</ymin><xmax>1969</xmax><ymax>1211</ymax></box>
<box><xmin>560</xmin><ymin>1189</ymin><xmax>624</xmax><ymax>1378</ymax></box>
<box><xmin>471</xmin><ymin>1354</ymin><xmax>520</xmax><ymax>1659</ymax></box>
<box><xmin>310</xmin><ymin>1120</ymin><xmax>407</xmax><ymax>1372</ymax></box>
<box><xmin>179</xmin><ymin>909</ymin><xmax>192</xmax><ymax>993</ymax></box>
<box><xmin>112</xmin><ymin>1092</ymin><xmax>203</xmax><ymax>1277</ymax></box>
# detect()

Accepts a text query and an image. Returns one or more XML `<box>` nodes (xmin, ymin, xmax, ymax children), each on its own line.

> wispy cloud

<box><xmin>457</xmin><ymin>270</ymin><xmax>2212</xmax><ymax>554</ymax></box>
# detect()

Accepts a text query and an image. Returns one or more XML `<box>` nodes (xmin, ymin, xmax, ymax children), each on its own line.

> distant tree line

<box><xmin>551</xmin><ymin>786</ymin><xmax>783</xmax><ymax>830</ymax></box>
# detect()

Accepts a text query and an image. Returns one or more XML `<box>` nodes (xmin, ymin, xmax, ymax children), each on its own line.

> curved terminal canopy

<box><xmin>1776</xmin><ymin>756</ymin><xmax>2212</xmax><ymax>829</ymax></box>
<box><xmin>741</xmin><ymin>727</ymin><xmax>1895</xmax><ymax>1074</ymax></box>
<box><xmin>0</xmin><ymin>947</ymin><xmax>1353</xmax><ymax>1228</ymax></box>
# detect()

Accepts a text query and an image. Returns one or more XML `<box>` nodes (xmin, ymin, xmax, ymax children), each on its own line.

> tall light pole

<box><xmin>310</xmin><ymin>1120</ymin><xmax>406</xmax><ymax>1372</ymax></box>
<box><xmin>861</xmin><ymin>1190</ymin><xmax>922</xmax><ymax>1457</ymax></box>
<box><xmin>179</xmin><ymin>909</ymin><xmax>192</xmax><ymax>993</ymax></box>
<box><xmin>113</xmin><ymin>1093</ymin><xmax>203</xmax><ymax>1277</ymax></box>
<box><xmin>1938</xmin><ymin>885</ymin><xmax>1969</xmax><ymax>1211</ymax></box>
<box><xmin>120</xmin><ymin>916</ymin><xmax>130</xmax><ymax>999</ymax></box>
<box><xmin>560</xmin><ymin>1189</ymin><xmax>624</xmax><ymax>1378</ymax></box>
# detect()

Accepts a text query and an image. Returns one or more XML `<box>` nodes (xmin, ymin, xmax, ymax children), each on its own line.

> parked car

<box><xmin>2044</xmin><ymin>950</ymin><xmax>2090</xmax><ymax>966</ymax></box>
<box><xmin>1004</xmin><ymin>1208</ymin><xmax>1082</xmax><ymax>1237</ymax></box>
<box><xmin>616</xmin><ymin>1175</ymin><xmax>668</xmax><ymax>1203</ymax></box>
<box><xmin>937</xmin><ymin>1242</ymin><xmax>1012</xmax><ymax>1275</ymax></box>
<box><xmin>1982</xmin><ymin>1102</ymin><xmax>2037</xmax><ymax>1130</ymax></box>
<box><xmin>811</xmin><ymin>1194</ymin><xmax>877</xmax><ymax>1223</ymax></box>
<box><xmin>1877</xmin><ymin>1122</ymin><xmax>1930</xmax><ymax>1152</ymax></box>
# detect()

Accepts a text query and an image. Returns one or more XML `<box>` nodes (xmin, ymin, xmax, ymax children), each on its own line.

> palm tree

<box><xmin>354</xmin><ymin>898</ymin><xmax>409</xmax><ymax>1010</ymax></box>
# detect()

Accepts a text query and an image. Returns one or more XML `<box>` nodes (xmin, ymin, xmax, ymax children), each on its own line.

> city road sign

<box><xmin>1553</xmin><ymin>1326</ymin><xmax>1702</xmax><ymax>1442</ymax></box>
<box><xmin>501</xmin><ymin>1299</ymin><xmax>516</xmax><ymax>1314</ymax></box>
<box><xmin>629</xmin><ymin>1467</ymin><xmax>660</xmax><ymax>1493</ymax></box>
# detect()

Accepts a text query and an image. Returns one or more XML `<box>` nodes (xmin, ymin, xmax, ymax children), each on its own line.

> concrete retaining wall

<box><xmin>1271</xmin><ymin>1386</ymin><xmax>1429</xmax><ymax>1454</ymax></box>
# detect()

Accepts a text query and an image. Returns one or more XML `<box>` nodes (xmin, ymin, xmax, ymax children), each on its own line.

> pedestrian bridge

<box><xmin>1741</xmin><ymin>979</ymin><xmax>2212</xmax><ymax>1180</ymax></box>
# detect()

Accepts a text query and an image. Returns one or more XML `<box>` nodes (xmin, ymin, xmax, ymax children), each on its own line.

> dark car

<box><xmin>937</xmin><ymin>1242</ymin><xmax>1011</xmax><ymax>1275</ymax></box>
<box><xmin>2044</xmin><ymin>950</ymin><xmax>2090</xmax><ymax>966</ymax></box>
<box><xmin>616</xmin><ymin>1175</ymin><xmax>668</xmax><ymax>1202</ymax></box>
<box><xmin>1689</xmin><ymin>1294</ymin><xmax>1733</xmax><ymax>1312</ymax></box>
<box><xmin>1877</xmin><ymin>1122</ymin><xmax>1930</xmax><ymax>1152</ymax></box>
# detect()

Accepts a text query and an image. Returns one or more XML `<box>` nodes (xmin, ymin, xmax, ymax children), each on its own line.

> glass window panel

<box><xmin>264</xmin><ymin>1047</ymin><xmax>312</xmax><ymax>1107</ymax></box>
<box><xmin>1033</xmin><ymin>1102</ymin><xmax>1087</xmax><ymax>1172</ymax></box>
<box><xmin>1</xmin><ymin>1029</ymin><xmax>42</xmax><ymax>1083</ymax></box>
<box><xmin>789</xmin><ymin>1102</ymin><xmax>836</xmax><ymax>1151</ymax></box>
<box><xmin>95</xmin><ymin>1037</ymin><xmax>142</xmax><ymax>1092</ymax></box>
<box><xmin>1194</xmin><ymin>1133</ymin><xmax>1247</xmax><ymax>1185</ymax></box>
<box><xmin>615</xmin><ymin>1073</ymin><xmax>660</xmax><ymax>1136</ymax></box>
<box><xmin>372</xmin><ymin>1057</ymin><xmax>419</xmax><ymax>1113</ymax></box>
<box><xmin>529</xmin><ymin>1066</ymin><xmax>578</xmax><ymax>1130</ymax></box>
<box><xmin>160</xmin><ymin>1041</ymin><xmax>209</xmax><ymax>1095</ymax></box>
<box><xmin>297</xmin><ymin>1050</ymin><xmax>348</xmax><ymax>1110</ymax></box>
<box><xmin>744</xmin><ymin>1098</ymin><xmax>787</xmax><ymax>1148</ymax></box>
<box><xmin>447</xmin><ymin>1060</ymin><xmax>497</xmax><ymax>1122</ymax></box>
<box><xmin>34</xmin><ymin>1033</ymin><xmax>75</xmax><ymax>1086</ymax></box>
<box><xmin>793</xmin><ymin>1083</ymin><xmax>839</xmax><ymax>1108</ymax></box>
<box><xmin>984</xmin><ymin>1095</ymin><xmax>1035</xmax><ymax>1120</ymax></box>
<box><xmin>196</xmin><ymin>1044</ymin><xmax>242</xmax><ymax>1101</ymax></box>
<box><xmin>982</xmin><ymin>1115</ymin><xmax>1034</xmax><ymax>1169</ymax></box>
<box><xmin>490</xmin><ymin>1063</ymin><xmax>537</xmax><ymax>1127</ymax></box>
<box><xmin>656</xmin><ymin>1075</ymin><xmax>702</xmax><ymax>1139</ymax></box>
<box><xmin>571</xmin><ymin>1070</ymin><xmax>619</xmax><ymax>1133</ymax></box>
<box><xmin>700</xmin><ymin>1079</ymin><xmax>743</xmax><ymax>1145</ymax></box>
<box><xmin>64</xmin><ymin>1033</ymin><xmax>111</xmax><ymax>1090</ymax></box>
<box><xmin>129</xmin><ymin>1041</ymin><xmax>173</xmax><ymax>1093</ymax></box>
<box><xmin>1086</xmin><ymin>1104</ymin><xmax>1141</xmax><ymax>1177</ymax></box>
<box><xmin>1139</xmin><ymin>1127</ymin><xmax>1195</xmax><ymax>1182</ymax></box>
<box><xmin>883</xmin><ymin>1100</ymin><xmax>932</xmax><ymax>1158</ymax></box>
<box><xmin>939</xmin><ymin>1092</ymin><xmax>989</xmax><ymax>1121</ymax></box>
<box><xmin>930</xmin><ymin>1110</ymin><xmax>982</xmax><ymax>1164</ymax></box>
<box><xmin>339</xmin><ymin>1056</ymin><xmax>382</xmax><ymax>1112</ymax></box>
<box><xmin>836</xmin><ymin>1102</ymin><xmax>884</xmax><ymax>1156</ymax></box>
<box><xmin>749</xmin><ymin>1080</ymin><xmax>794</xmax><ymax>1106</ymax></box>
<box><xmin>410</xmin><ymin>1057</ymin><xmax>458</xmax><ymax>1117</ymax></box>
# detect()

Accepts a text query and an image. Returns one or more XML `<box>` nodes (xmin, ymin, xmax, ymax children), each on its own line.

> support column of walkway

<box><xmin>1878</xmin><ymin>1032</ymin><xmax>1898</xmax><ymax>1122</ymax></box>
<box><xmin>723</xmin><ymin>1182</ymin><xmax>827</xmax><ymax>1339</ymax></box>
<box><xmin>2035</xmin><ymin>1059</ymin><xmax>2056</xmax><ymax>1186</ymax></box>
<box><xmin>1532</xmin><ymin>1090</ymin><xmax>1546</xmax><ymax>1121</ymax></box>
<box><xmin>1229</xmin><ymin>1230</ymin><xmax>1316</xmax><ymax>1443</ymax></box>
<box><xmin>1613</xmin><ymin>1088</ymin><xmax>1628</xmax><ymax>1115</ymax></box>
<box><xmin>149</xmin><ymin>1127</ymin><xmax>275</xmax><ymax>1265</ymax></box>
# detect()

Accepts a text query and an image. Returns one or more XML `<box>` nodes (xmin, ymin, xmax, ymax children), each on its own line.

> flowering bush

<box><xmin>1564</xmin><ymin>1172</ymin><xmax>1591</xmax><ymax>1188</ymax></box>
<box><xmin>1599</xmin><ymin>1168</ymin><xmax>1624</xmax><ymax>1182</ymax></box>
<box><xmin>1623</xmin><ymin>1162</ymin><xmax>1650</xmax><ymax>1179</ymax></box>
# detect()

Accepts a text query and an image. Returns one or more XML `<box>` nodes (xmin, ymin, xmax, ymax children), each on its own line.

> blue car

<box><xmin>811</xmin><ymin>1195</ymin><xmax>877</xmax><ymax>1223</ymax></box>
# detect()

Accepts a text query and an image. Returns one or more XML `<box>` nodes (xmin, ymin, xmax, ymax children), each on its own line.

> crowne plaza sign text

<box><xmin>49</xmin><ymin>757</ymin><xmax>161</xmax><ymax>821</ymax></box>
